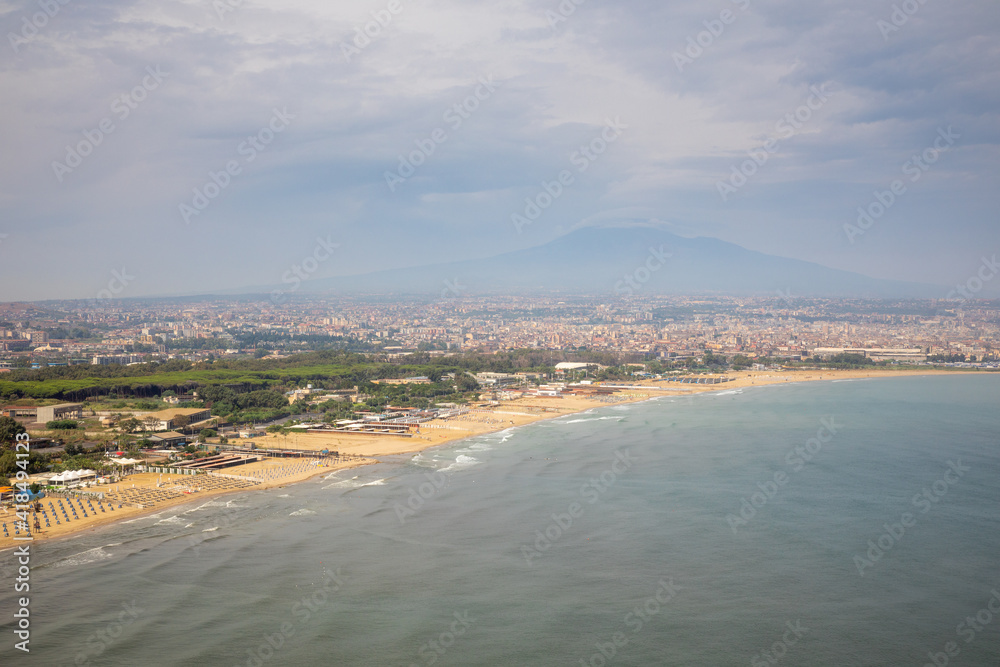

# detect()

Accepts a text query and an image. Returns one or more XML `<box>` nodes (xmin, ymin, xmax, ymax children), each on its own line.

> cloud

<box><xmin>0</xmin><ymin>0</ymin><xmax>997</xmax><ymax>299</ymax></box>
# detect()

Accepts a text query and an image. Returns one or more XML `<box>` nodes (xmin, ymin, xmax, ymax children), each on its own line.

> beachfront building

<box><xmin>143</xmin><ymin>408</ymin><xmax>212</xmax><ymax>432</ymax></box>
<box><xmin>148</xmin><ymin>431</ymin><xmax>188</xmax><ymax>447</ymax></box>
<box><xmin>37</xmin><ymin>403</ymin><xmax>83</xmax><ymax>423</ymax></box>
<box><xmin>1</xmin><ymin>406</ymin><xmax>37</xmax><ymax>421</ymax></box>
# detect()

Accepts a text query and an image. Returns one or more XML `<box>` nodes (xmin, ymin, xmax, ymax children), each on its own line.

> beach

<box><xmin>6</xmin><ymin>371</ymin><xmax>1000</xmax><ymax>666</ymax></box>
<box><xmin>0</xmin><ymin>367</ymin><xmax>967</xmax><ymax>550</ymax></box>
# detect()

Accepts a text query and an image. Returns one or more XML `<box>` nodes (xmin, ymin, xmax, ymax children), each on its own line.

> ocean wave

<box><xmin>184</xmin><ymin>500</ymin><xmax>228</xmax><ymax>514</ymax></box>
<box><xmin>278</xmin><ymin>494</ymin><xmax>291</xmax><ymax>498</ymax></box>
<box><xmin>289</xmin><ymin>509</ymin><xmax>317</xmax><ymax>517</ymax></box>
<box><xmin>410</xmin><ymin>453</ymin><xmax>439</xmax><ymax>469</ymax></box>
<box><xmin>712</xmin><ymin>389</ymin><xmax>744</xmax><ymax>396</ymax></box>
<box><xmin>322</xmin><ymin>476</ymin><xmax>363</xmax><ymax>490</ymax></box>
<box><xmin>202</xmin><ymin>526</ymin><xmax>219</xmax><ymax>532</ymax></box>
<box><xmin>561</xmin><ymin>416</ymin><xmax>625</xmax><ymax>425</ymax></box>
<box><xmin>440</xmin><ymin>455</ymin><xmax>480</xmax><ymax>473</ymax></box>
<box><xmin>52</xmin><ymin>547</ymin><xmax>115</xmax><ymax>569</ymax></box>
<box><xmin>155</xmin><ymin>515</ymin><xmax>187</xmax><ymax>526</ymax></box>
<box><xmin>456</xmin><ymin>442</ymin><xmax>495</xmax><ymax>454</ymax></box>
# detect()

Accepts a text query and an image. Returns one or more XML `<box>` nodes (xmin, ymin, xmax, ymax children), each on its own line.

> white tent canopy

<box><xmin>50</xmin><ymin>469</ymin><xmax>97</xmax><ymax>485</ymax></box>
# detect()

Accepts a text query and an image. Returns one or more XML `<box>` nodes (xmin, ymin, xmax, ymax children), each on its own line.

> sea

<box><xmin>2</xmin><ymin>375</ymin><xmax>998</xmax><ymax>666</ymax></box>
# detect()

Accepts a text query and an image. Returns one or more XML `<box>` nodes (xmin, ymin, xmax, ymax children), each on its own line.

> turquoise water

<box><xmin>2</xmin><ymin>375</ymin><xmax>999</xmax><ymax>666</ymax></box>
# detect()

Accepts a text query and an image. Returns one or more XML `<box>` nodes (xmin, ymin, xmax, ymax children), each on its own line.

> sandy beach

<box><xmin>0</xmin><ymin>367</ymin><xmax>971</xmax><ymax>549</ymax></box>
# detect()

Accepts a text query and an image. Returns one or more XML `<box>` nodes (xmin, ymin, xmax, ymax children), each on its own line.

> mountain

<box><xmin>289</xmin><ymin>226</ymin><xmax>938</xmax><ymax>299</ymax></box>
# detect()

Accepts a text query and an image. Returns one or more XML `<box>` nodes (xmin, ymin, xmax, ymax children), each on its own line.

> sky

<box><xmin>0</xmin><ymin>0</ymin><xmax>998</xmax><ymax>301</ymax></box>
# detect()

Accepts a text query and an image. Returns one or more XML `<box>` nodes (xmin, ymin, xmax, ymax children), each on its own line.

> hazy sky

<box><xmin>1</xmin><ymin>0</ymin><xmax>998</xmax><ymax>301</ymax></box>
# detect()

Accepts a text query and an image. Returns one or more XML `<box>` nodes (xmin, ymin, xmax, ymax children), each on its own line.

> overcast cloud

<box><xmin>1</xmin><ymin>0</ymin><xmax>998</xmax><ymax>300</ymax></box>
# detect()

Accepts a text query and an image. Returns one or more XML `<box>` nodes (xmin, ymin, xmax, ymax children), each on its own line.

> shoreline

<box><xmin>0</xmin><ymin>367</ymin><xmax>983</xmax><ymax>552</ymax></box>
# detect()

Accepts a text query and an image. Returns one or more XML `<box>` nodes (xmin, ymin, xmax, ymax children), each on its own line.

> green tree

<box><xmin>0</xmin><ymin>415</ymin><xmax>27</xmax><ymax>447</ymax></box>
<box><xmin>119</xmin><ymin>417</ymin><xmax>142</xmax><ymax>434</ymax></box>
<box><xmin>47</xmin><ymin>419</ymin><xmax>80</xmax><ymax>430</ymax></box>
<box><xmin>455</xmin><ymin>373</ymin><xmax>480</xmax><ymax>393</ymax></box>
<box><xmin>0</xmin><ymin>450</ymin><xmax>15</xmax><ymax>476</ymax></box>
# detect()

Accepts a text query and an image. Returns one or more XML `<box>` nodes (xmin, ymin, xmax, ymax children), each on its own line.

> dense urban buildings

<box><xmin>1</xmin><ymin>295</ymin><xmax>997</xmax><ymax>369</ymax></box>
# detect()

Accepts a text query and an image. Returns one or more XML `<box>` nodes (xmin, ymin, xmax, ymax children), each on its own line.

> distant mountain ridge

<box><xmin>288</xmin><ymin>226</ymin><xmax>939</xmax><ymax>299</ymax></box>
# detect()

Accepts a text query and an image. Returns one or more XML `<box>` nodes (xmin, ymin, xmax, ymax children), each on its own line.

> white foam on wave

<box><xmin>155</xmin><ymin>515</ymin><xmax>187</xmax><ymax>526</ymax></box>
<box><xmin>202</xmin><ymin>526</ymin><xmax>219</xmax><ymax>532</ymax></box>
<box><xmin>562</xmin><ymin>416</ymin><xmax>624</xmax><ymax>425</ymax></box>
<box><xmin>322</xmin><ymin>476</ymin><xmax>363</xmax><ymax>490</ymax></box>
<box><xmin>361</xmin><ymin>479</ymin><xmax>386</xmax><ymax>487</ymax></box>
<box><xmin>457</xmin><ymin>442</ymin><xmax>494</xmax><ymax>454</ymax></box>
<box><xmin>289</xmin><ymin>509</ymin><xmax>317</xmax><ymax>517</ymax></box>
<box><xmin>184</xmin><ymin>500</ymin><xmax>227</xmax><ymax>514</ymax></box>
<box><xmin>278</xmin><ymin>494</ymin><xmax>291</xmax><ymax>498</ymax></box>
<box><xmin>52</xmin><ymin>547</ymin><xmax>115</xmax><ymax>569</ymax></box>
<box><xmin>122</xmin><ymin>512</ymin><xmax>163</xmax><ymax>524</ymax></box>
<box><xmin>410</xmin><ymin>453</ymin><xmax>439</xmax><ymax>469</ymax></box>
<box><xmin>712</xmin><ymin>389</ymin><xmax>744</xmax><ymax>397</ymax></box>
<box><xmin>440</xmin><ymin>455</ymin><xmax>479</xmax><ymax>473</ymax></box>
